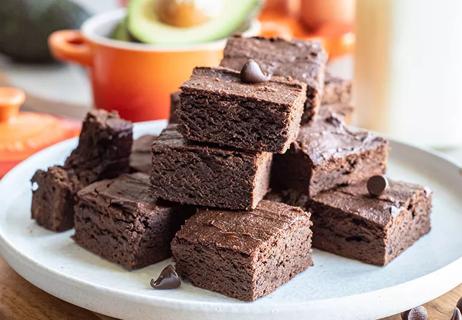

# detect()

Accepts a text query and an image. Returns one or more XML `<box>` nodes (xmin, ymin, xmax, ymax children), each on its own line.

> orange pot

<box><xmin>49</xmin><ymin>9</ymin><xmax>260</xmax><ymax>122</ymax></box>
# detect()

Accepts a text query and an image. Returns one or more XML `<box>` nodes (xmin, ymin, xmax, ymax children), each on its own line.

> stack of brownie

<box><xmin>29</xmin><ymin>35</ymin><xmax>433</xmax><ymax>303</ymax></box>
<box><xmin>153</xmin><ymin>36</ymin><xmax>432</xmax><ymax>300</ymax></box>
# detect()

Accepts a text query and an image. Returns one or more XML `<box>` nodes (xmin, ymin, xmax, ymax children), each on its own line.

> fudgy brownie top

<box><xmin>153</xmin><ymin>124</ymin><xmax>268</xmax><ymax>157</ymax></box>
<box><xmin>295</xmin><ymin>112</ymin><xmax>388</xmax><ymax>166</ymax></box>
<box><xmin>77</xmin><ymin>173</ymin><xmax>166</xmax><ymax>215</ymax></box>
<box><xmin>180</xmin><ymin>67</ymin><xmax>307</xmax><ymax>106</ymax></box>
<box><xmin>312</xmin><ymin>179</ymin><xmax>432</xmax><ymax>226</ymax></box>
<box><xmin>174</xmin><ymin>200</ymin><xmax>311</xmax><ymax>256</ymax></box>
<box><xmin>32</xmin><ymin>166</ymin><xmax>81</xmax><ymax>191</ymax></box>
<box><xmin>220</xmin><ymin>36</ymin><xmax>326</xmax><ymax>89</ymax></box>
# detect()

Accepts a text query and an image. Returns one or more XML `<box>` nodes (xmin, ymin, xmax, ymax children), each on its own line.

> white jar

<box><xmin>354</xmin><ymin>0</ymin><xmax>462</xmax><ymax>147</ymax></box>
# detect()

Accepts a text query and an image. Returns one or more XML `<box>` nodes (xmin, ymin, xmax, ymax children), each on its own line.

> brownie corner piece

<box><xmin>272</xmin><ymin>112</ymin><xmax>389</xmax><ymax>196</ymax></box>
<box><xmin>150</xmin><ymin>124</ymin><xmax>272</xmax><ymax>210</ymax></box>
<box><xmin>307</xmin><ymin>179</ymin><xmax>432</xmax><ymax>265</ymax></box>
<box><xmin>65</xmin><ymin>109</ymin><xmax>133</xmax><ymax>180</ymax></box>
<box><xmin>31</xmin><ymin>166</ymin><xmax>81</xmax><ymax>232</ymax></box>
<box><xmin>178</xmin><ymin>66</ymin><xmax>306</xmax><ymax>153</ymax></box>
<box><xmin>171</xmin><ymin>200</ymin><xmax>313</xmax><ymax>301</ymax></box>
<box><xmin>74</xmin><ymin>173</ymin><xmax>192</xmax><ymax>270</ymax></box>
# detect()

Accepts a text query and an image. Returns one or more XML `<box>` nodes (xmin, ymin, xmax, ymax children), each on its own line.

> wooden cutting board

<box><xmin>0</xmin><ymin>256</ymin><xmax>460</xmax><ymax>320</ymax></box>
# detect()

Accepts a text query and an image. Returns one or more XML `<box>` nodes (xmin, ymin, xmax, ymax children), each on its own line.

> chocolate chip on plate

<box><xmin>452</xmin><ymin>308</ymin><xmax>462</xmax><ymax>320</ymax></box>
<box><xmin>240</xmin><ymin>59</ymin><xmax>270</xmax><ymax>84</ymax></box>
<box><xmin>367</xmin><ymin>174</ymin><xmax>389</xmax><ymax>197</ymax></box>
<box><xmin>150</xmin><ymin>264</ymin><xmax>181</xmax><ymax>289</ymax></box>
<box><xmin>401</xmin><ymin>306</ymin><xmax>428</xmax><ymax>320</ymax></box>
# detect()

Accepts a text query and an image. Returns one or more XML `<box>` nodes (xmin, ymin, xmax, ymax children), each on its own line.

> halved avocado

<box><xmin>111</xmin><ymin>18</ymin><xmax>132</xmax><ymax>41</ymax></box>
<box><xmin>127</xmin><ymin>0</ymin><xmax>261</xmax><ymax>45</ymax></box>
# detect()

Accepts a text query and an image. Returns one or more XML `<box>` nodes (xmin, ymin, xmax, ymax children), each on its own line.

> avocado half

<box><xmin>0</xmin><ymin>0</ymin><xmax>89</xmax><ymax>63</ymax></box>
<box><xmin>127</xmin><ymin>0</ymin><xmax>261</xmax><ymax>45</ymax></box>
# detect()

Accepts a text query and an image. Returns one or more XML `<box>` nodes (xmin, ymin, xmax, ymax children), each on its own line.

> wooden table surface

<box><xmin>0</xmin><ymin>257</ymin><xmax>459</xmax><ymax>320</ymax></box>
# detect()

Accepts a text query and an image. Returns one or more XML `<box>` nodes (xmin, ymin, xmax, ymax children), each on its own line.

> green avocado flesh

<box><xmin>111</xmin><ymin>18</ymin><xmax>132</xmax><ymax>41</ymax></box>
<box><xmin>127</xmin><ymin>0</ymin><xmax>260</xmax><ymax>45</ymax></box>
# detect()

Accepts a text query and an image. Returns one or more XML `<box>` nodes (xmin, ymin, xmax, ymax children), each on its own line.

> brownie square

<box><xmin>150</xmin><ymin>124</ymin><xmax>272</xmax><ymax>210</ymax></box>
<box><xmin>65</xmin><ymin>109</ymin><xmax>133</xmax><ymax>184</ymax></box>
<box><xmin>306</xmin><ymin>179</ymin><xmax>432</xmax><ymax>265</ymax></box>
<box><xmin>74</xmin><ymin>173</ymin><xmax>192</xmax><ymax>270</ymax></box>
<box><xmin>220</xmin><ymin>36</ymin><xmax>327</xmax><ymax>123</ymax></box>
<box><xmin>31</xmin><ymin>166</ymin><xmax>81</xmax><ymax>232</ymax></box>
<box><xmin>129</xmin><ymin>135</ymin><xmax>155</xmax><ymax>174</ymax></box>
<box><xmin>271</xmin><ymin>112</ymin><xmax>388</xmax><ymax>197</ymax></box>
<box><xmin>171</xmin><ymin>200</ymin><xmax>313</xmax><ymax>301</ymax></box>
<box><xmin>178</xmin><ymin>67</ymin><xmax>306</xmax><ymax>153</ymax></box>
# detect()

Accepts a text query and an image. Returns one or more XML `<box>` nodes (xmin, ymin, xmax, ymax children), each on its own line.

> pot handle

<box><xmin>48</xmin><ymin>30</ymin><xmax>92</xmax><ymax>66</ymax></box>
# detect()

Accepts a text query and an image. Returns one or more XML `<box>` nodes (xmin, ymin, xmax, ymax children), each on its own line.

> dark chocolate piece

<box><xmin>240</xmin><ymin>59</ymin><xmax>270</xmax><ymax>83</ymax></box>
<box><xmin>171</xmin><ymin>200</ymin><xmax>313</xmax><ymax>301</ymax></box>
<box><xmin>178</xmin><ymin>66</ymin><xmax>306</xmax><ymax>153</ymax></box>
<box><xmin>451</xmin><ymin>308</ymin><xmax>462</xmax><ymax>320</ymax></box>
<box><xmin>403</xmin><ymin>306</ymin><xmax>428</xmax><ymax>320</ymax></box>
<box><xmin>31</xmin><ymin>166</ymin><xmax>81</xmax><ymax>232</ymax></box>
<box><xmin>367</xmin><ymin>175</ymin><xmax>389</xmax><ymax>196</ymax></box>
<box><xmin>307</xmin><ymin>179</ymin><xmax>432</xmax><ymax>266</ymax></box>
<box><xmin>150</xmin><ymin>265</ymin><xmax>181</xmax><ymax>289</ymax></box>
<box><xmin>271</xmin><ymin>111</ymin><xmax>388</xmax><ymax>197</ymax></box>
<box><xmin>74</xmin><ymin>173</ymin><xmax>193</xmax><ymax>270</ymax></box>
<box><xmin>129</xmin><ymin>135</ymin><xmax>155</xmax><ymax>174</ymax></box>
<box><xmin>150</xmin><ymin>124</ymin><xmax>272</xmax><ymax>210</ymax></box>
<box><xmin>220</xmin><ymin>36</ymin><xmax>327</xmax><ymax>123</ymax></box>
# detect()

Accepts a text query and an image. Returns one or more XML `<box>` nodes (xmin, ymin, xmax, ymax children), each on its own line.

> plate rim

<box><xmin>0</xmin><ymin>120</ymin><xmax>461</xmax><ymax>319</ymax></box>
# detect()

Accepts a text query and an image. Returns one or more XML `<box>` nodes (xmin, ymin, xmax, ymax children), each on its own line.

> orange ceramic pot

<box><xmin>49</xmin><ymin>9</ymin><xmax>260</xmax><ymax>122</ymax></box>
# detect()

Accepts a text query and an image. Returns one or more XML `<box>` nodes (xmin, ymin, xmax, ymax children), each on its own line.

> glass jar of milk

<box><xmin>354</xmin><ymin>0</ymin><xmax>462</xmax><ymax>147</ymax></box>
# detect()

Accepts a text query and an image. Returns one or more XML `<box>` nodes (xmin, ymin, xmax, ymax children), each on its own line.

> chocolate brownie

<box><xmin>150</xmin><ymin>124</ymin><xmax>272</xmax><ymax>210</ymax></box>
<box><xmin>129</xmin><ymin>135</ymin><xmax>155</xmax><ymax>174</ymax></box>
<box><xmin>271</xmin><ymin>112</ymin><xmax>388</xmax><ymax>197</ymax></box>
<box><xmin>321</xmin><ymin>72</ymin><xmax>352</xmax><ymax>105</ymax></box>
<box><xmin>178</xmin><ymin>66</ymin><xmax>306</xmax><ymax>153</ymax></box>
<box><xmin>65</xmin><ymin>109</ymin><xmax>133</xmax><ymax>184</ymax></box>
<box><xmin>169</xmin><ymin>91</ymin><xmax>181</xmax><ymax>124</ymax></box>
<box><xmin>31</xmin><ymin>110</ymin><xmax>133</xmax><ymax>232</ymax></box>
<box><xmin>31</xmin><ymin>166</ymin><xmax>81</xmax><ymax>232</ymax></box>
<box><xmin>306</xmin><ymin>179</ymin><xmax>432</xmax><ymax>265</ymax></box>
<box><xmin>171</xmin><ymin>200</ymin><xmax>313</xmax><ymax>301</ymax></box>
<box><xmin>220</xmin><ymin>36</ymin><xmax>327</xmax><ymax>123</ymax></box>
<box><xmin>74</xmin><ymin>173</ymin><xmax>193</xmax><ymax>270</ymax></box>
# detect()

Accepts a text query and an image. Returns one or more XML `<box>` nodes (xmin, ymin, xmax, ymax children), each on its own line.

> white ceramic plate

<box><xmin>0</xmin><ymin>121</ymin><xmax>461</xmax><ymax>320</ymax></box>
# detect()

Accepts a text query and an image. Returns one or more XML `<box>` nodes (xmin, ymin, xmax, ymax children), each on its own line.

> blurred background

<box><xmin>1</xmin><ymin>0</ymin><xmax>461</xmax><ymax>177</ymax></box>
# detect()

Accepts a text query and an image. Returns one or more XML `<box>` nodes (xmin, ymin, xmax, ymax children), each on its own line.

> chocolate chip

<box><xmin>457</xmin><ymin>297</ymin><xmax>462</xmax><ymax>311</ymax></box>
<box><xmin>240</xmin><ymin>59</ymin><xmax>270</xmax><ymax>84</ymax></box>
<box><xmin>150</xmin><ymin>264</ymin><xmax>181</xmax><ymax>289</ymax></box>
<box><xmin>367</xmin><ymin>175</ymin><xmax>389</xmax><ymax>197</ymax></box>
<box><xmin>401</xmin><ymin>306</ymin><xmax>428</xmax><ymax>320</ymax></box>
<box><xmin>451</xmin><ymin>308</ymin><xmax>462</xmax><ymax>320</ymax></box>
